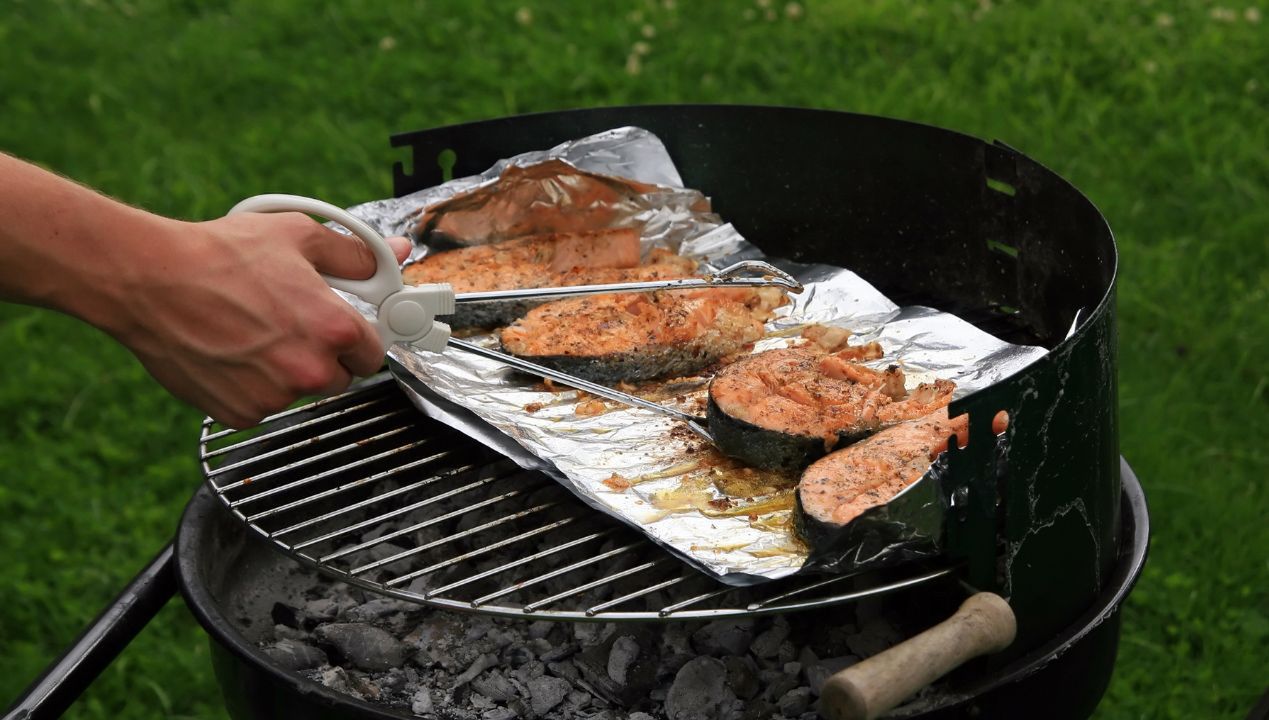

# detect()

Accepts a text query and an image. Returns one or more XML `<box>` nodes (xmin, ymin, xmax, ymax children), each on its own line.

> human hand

<box><xmin>104</xmin><ymin>212</ymin><xmax>412</xmax><ymax>429</ymax></box>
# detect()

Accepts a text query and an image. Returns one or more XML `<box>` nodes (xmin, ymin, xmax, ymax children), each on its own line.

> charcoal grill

<box><xmin>5</xmin><ymin>105</ymin><xmax>1146</xmax><ymax>720</ymax></box>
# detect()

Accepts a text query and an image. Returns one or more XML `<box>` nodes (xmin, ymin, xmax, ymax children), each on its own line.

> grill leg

<box><xmin>2</xmin><ymin>543</ymin><xmax>177</xmax><ymax>720</ymax></box>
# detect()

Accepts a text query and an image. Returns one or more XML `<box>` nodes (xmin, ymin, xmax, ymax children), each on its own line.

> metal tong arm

<box><xmin>446</xmin><ymin>338</ymin><xmax>713</xmax><ymax>440</ymax></box>
<box><xmin>452</xmin><ymin>260</ymin><xmax>802</xmax><ymax>303</ymax></box>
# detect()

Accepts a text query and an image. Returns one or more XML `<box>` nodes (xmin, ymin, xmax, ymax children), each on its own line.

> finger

<box><xmin>387</xmin><ymin>236</ymin><xmax>412</xmax><ymax>263</ymax></box>
<box><xmin>295</xmin><ymin>216</ymin><xmax>380</xmax><ymax>281</ymax></box>
<box><xmin>318</xmin><ymin>363</ymin><xmax>354</xmax><ymax>397</ymax></box>
<box><xmin>335</xmin><ymin>305</ymin><xmax>387</xmax><ymax>377</ymax></box>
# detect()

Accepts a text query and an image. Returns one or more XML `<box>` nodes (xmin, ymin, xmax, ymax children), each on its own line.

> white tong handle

<box><xmin>228</xmin><ymin>194</ymin><xmax>453</xmax><ymax>353</ymax></box>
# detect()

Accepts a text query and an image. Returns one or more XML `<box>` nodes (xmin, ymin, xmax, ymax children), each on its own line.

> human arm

<box><xmin>0</xmin><ymin>152</ymin><xmax>410</xmax><ymax>428</ymax></box>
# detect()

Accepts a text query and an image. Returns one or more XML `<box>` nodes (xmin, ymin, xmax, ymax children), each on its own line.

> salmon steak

<box><xmin>409</xmin><ymin>160</ymin><xmax>685</xmax><ymax>248</ymax></box>
<box><xmin>403</xmin><ymin>229</ymin><xmax>696</xmax><ymax>328</ymax></box>
<box><xmin>707</xmin><ymin>347</ymin><xmax>955</xmax><ymax>471</ymax></box>
<box><xmin>499</xmin><ymin>286</ymin><xmax>787</xmax><ymax>384</ymax></box>
<box><xmin>796</xmin><ymin>408</ymin><xmax>970</xmax><ymax>545</ymax></box>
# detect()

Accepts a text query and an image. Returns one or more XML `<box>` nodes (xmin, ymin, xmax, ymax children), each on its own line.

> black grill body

<box><xmin>390</xmin><ymin>105</ymin><xmax>1122</xmax><ymax>656</ymax></box>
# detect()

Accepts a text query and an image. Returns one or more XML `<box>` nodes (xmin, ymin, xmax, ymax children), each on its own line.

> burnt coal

<box><xmin>244</xmin><ymin>476</ymin><xmax>920</xmax><ymax>720</ymax></box>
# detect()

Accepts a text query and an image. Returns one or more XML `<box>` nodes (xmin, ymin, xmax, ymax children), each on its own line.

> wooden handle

<box><xmin>819</xmin><ymin>592</ymin><xmax>1017</xmax><ymax>720</ymax></box>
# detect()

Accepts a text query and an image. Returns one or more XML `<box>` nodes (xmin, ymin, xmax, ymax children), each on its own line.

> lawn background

<box><xmin>1</xmin><ymin>0</ymin><xmax>1265</xmax><ymax>718</ymax></box>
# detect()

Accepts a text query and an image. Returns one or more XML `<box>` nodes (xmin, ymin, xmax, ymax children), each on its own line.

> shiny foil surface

<box><xmin>339</xmin><ymin>128</ymin><xmax>1048</xmax><ymax>585</ymax></box>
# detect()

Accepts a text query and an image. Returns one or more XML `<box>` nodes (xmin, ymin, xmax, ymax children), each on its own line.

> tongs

<box><xmin>230</xmin><ymin>194</ymin><xmax>802</xmax><ymax>438</ymax></box>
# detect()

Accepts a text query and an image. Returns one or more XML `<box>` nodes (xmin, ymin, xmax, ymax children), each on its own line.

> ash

<box><xmin>260</xmin><ymin>584</ymin><xmax>918</xmax><ymax>719</ymax></box>
<box><xmin>246</xmin><ymin>469</ymin><xmax>934</xmax><ymax>719</ymax></box>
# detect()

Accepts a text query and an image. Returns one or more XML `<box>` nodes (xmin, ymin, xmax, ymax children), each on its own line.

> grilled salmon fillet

<box><xmin>410</xmin><ymin>160</ymin><xmax>675</xmax><ymax>248</ymax></box>
<box><xmin>708</xmin><ymin>347</ymin><xmax>955</xmax><ymax>470</ymax></box>
<box><xmin>796</xmin><ymin>408</ymin><xmax>967</xmax><ymax>538</ymax></box>
<box><xmin>499</xmin><ymin>286</ymin><xmax>787</xmax><ymax>383</ymax></box>
<box><xmin>403</xmin><ymin>230</ymin><xmax>696</xmax><ymax>328</ymax></box>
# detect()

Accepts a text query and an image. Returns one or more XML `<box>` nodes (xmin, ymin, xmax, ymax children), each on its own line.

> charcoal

<box><xmin>776</xmin><ymin>639</ymin><xmax>798</xmax><ymax>666</ymax></box>
<box><xmin>469</xmin><ymin>692</ymin><xmax>495</xmax><ymax>710</ymax></box>
<box><xmin>761</xmin><ymin>672</ymin><xmax>800</xmax><ymax>703</ymax></box>
<box><xmin>547</xmin><ymin>659</ymin><xmax>580</xmax><ymax>683</ymax></box>
<box><xmin>665</xmin><ymin>656</ymin><xmax>739</xmax><ymax>720</ymax></box>
<box><xmin>540</xmin><ymin>642</ymin><xmax>579</xmax><ymax>662</ymax></box>
<box><xmin>573</xmin><ymin>622</ymin><xmax>615</xmax><ymax>646</ymax></box>
<box><xmin>723</xmin><ymin>655</ymin><xmax>761</xmax><ymax>700</ymax></box>
<box><xmin>345</xmin><ymin>598</ymin><xmax>410</xmax><ymax>623</ymax></box>
<box><xmin>483</xmin><ymin>709</ymin><xmax>518</xmax><ymax>720</ymax></box>
<box><xmin>272</xmin><ymin>623</ymin><xmax>307</xmax><ymax>642</ymax></box>
<box><xmin>471</xmin><ymin>669</ymin><xmax>518</xmax><ymax>703</ymax></box>
<box><xmin>527</xmin><ymin>637</ymin><xmax>553</xmax><ymax>657</ymax></box>
<box><xmin>512</xmin><ymin>659</ymin><xmax>548</xmax><ymax>684</ymax></box>
<box><xmin>263</xmin><ymin>639</ymin><xmax>328</xmax><ymax>671</ymax></box>
<box><xmin>453</xmin><ymin>653</ymin><xmax>499</xmax><ymax>689</ymax></box>
<box><xmin>411</xmin><ymin>688</ymin><xmax>434</xmax><ymax>715</ymax></box>
<box><xmin>660</xmin><ymin>622</ymin><xmax>694</xmax><ymax>657</ymax></box>
<box><xmin>528</xmin><ymin>676</ymin><xmax>572</xmax><ymax>716</ymax></box>
<box><xmin>803</xmin><ymin>655</ymin><xmax>858</xmax><ymax>695</ymax></box>
<box><xmin>606</xmin><ymin>635</ymin><xmax>641</xmax><ymax>684</ymax></box>
<box><xmin>748</xmin><ymin>618</ymin><xmax>790</xmax><ymax>659</ymax></box>
<box><xmin>847</xmin><ymin>618</ymin><xmax>901</xmax><ymax>658</ymax></box>
<box><xmin>783</xmin><ymin>661</ymin><xmax>802</xmax><ymax>677</ymax></box>
<box><xmin>315</xmin><ymin>623</ymin><xmax>410</xmax><ymax>672</ymax></box>
<box><xmin>740</xmin><ymin>701</ymin><xmax>778</xmax><ymax>720</ymax></box>
<box><xmin>501</xmin><ymin>643</ymin><xmax>535</xmax><ymax>667</ymax></box>
<box><xmin>575</xmin><ymin>631</ymin><xmax>658</xmax><ymax>707</ymax></box>
<box><xmin>778</xmin><ymin>687</ymin><xmax>813</xmax><ymax>717</ymax></box>
<box><xmin>303</xmin><ymin>597</ymin><xmax>342</xmax><ymax>623</ymax></box>
<box><xmin>528</xmin><ymin>620</ymin><xmax>555</xmax><ymax>640</ymax></box>
<box><xmin>271</xmin><ymin>602</ymin><xmax>301</xmax><ymax>629</ymax></box>
<box><xmin>566</xmin><ymin>689</ymin><xmax>593</xmax><ymax>710</ymax></box>
<box><xmin>691</xmin><ymin>619</ymin><xmax>754</xmax><ymax>656</ymax></box>
<box><xmin>657</xmin><ymin>652</ymin><xmax>694</xmax><ymax>681</ymax></box>
<box><xmin>628</xmin><ymin>714</ymin><xmax>657</xmax><ymax>720</ymax></box>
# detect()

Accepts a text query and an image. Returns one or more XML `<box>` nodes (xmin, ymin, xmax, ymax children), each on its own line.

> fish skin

<box><xmin>707</xmin><ymin>347</ymin><xmax>953</xmax><ymax>470</ymax></box>
<box><xmin>795</xmin><ymin>408</ymin><xmax>967</xmax><ymax>547</ymax></box>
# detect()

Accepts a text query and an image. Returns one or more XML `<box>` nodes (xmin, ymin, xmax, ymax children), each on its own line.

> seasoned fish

<box><xmin>409</xmin><ymin>160</ymin><xmax>682</xmax><ymax>248</ymax></box>
<box><xmin>708</xmin><ymin>347</ymin><xmax>955</xmax><ymax>470</ymax></box>
<box><xmin>403</xmin><ymin>230</ymin><xmax>695</xmax><ymax>328</ymax></box>
<box><xmin>795</xmin><ymin>408</ymin><xmax>1006</xmax><ymax>545</ymax></box>
<box><xmin>500</xmin><ymin>287</ymin><xmax>787</xmax><ymax>384</ymax></box>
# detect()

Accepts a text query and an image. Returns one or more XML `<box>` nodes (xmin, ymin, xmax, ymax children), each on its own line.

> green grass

<box><xmin>1</xmin><ymin>0</ymin><xmax>1265</xmax><ymax>718</ymax></box>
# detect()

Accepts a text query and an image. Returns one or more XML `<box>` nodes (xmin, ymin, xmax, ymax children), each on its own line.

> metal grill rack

<box><xmin>201</xmin><ymin>374</ymin><xmax>958</xmax><ymax>622</ymax></box>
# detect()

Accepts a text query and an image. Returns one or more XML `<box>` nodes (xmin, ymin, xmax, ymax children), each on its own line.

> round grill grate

<box><xmin>201</xmin><ymin>375</ymin><xmax>956</xmax><ymax>621</ymax></box>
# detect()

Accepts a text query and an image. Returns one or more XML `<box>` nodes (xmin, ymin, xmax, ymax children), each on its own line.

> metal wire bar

<box><xmin>585</xmin><ymin>575</ymin><xmax>691</xmax><ymax>616</ymax></box>
<box><xmin>244</xmin><ymin>448</ymin><xmax>456</xmax><ymax>524</ymax></box>
<box><xmin>201</xmin><ymin>397</ymin><xmax>397</xmax><ymax>460</ymax></box>
<box><xmin>200</xmin><ymin>381</ymin><xmax>393</xmax><ymax>443</ymax></box>
<box><xmin>206</xmin><ymin>409</ymin><xmax>409</xmax><ymax>479</ymax></box>
<box><xmin>321</xmin><ymin>488</ymin><xmax>546</xmax><ymax>565</ymax></box>
<box><xmin>226</xmin><ymin>430</ymin><xmax>423</xmax><ymax>505</ymax></box>
<box><xmin>387</xmin><ymin>516</ymin><xmax>580</xmax><ymax>587</ymax></box>
<box><xmin>522</xmin><ymin>559</ymin><xmax>667</xmax><ymax>613</ymax></box>
<box><xmin>452</xmin><ymin>260</ymin><xmax>802</xmax><ymax>303</ymax></box>
<box><xmin>468</xmin><ymin>542</ymin><xmax>643</xmax><ymax>608</ymax></box>
<box><xmin>272</xmin><ymin>461</ymin><xmax>492</xmax><ymax>542</ymax></box>
<box><xmin>423</xmin><ymin>529</ymin><xmax>617</xmax><ymax>600</ymax></box>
